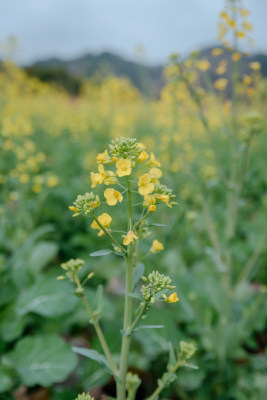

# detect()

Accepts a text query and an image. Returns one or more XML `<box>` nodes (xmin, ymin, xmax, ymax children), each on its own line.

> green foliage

<box><xmin>7</xmin><ymin>335</ymin><xmax>78</xmax><ymax>386</ymax></box>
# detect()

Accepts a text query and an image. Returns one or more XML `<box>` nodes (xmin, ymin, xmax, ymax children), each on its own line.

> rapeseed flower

<box><xmin>97</xmin><ymin>149</ymin><xmax>112</xmax><ymax>164</ymax></box>
<box><xmin>123</xmin><ymin>230</ymin><xmax>138</xmax><ymax>245</ymax></box>
<box><xmin>138</xmin><ymin>151</ymin><xmax>149</xmax><ymax>162</ymax></box>
<box><xmin>149</xmin><ymin>167</ymin><xmax>162</xmax><ymax>183</ymax></box>
<box><xmin>147</xmin><ymin>152</ymin><xmax>161</xmax><ymax>167</ymax></box>
<box><xmin>104</xmin><ymin>188</ymin><xmax>123</xmax><ymax>206</ymax></box>
<box><xmin>138</xmin><ymin>173</ymin><xmax>154</xmax><ymax>196</ymax></box>
<box><xmin>214</xmin><ymin>78</ymin><xmax>228</xmax><ymax>91</ymax></box>
<box><xmin>91</xmin><ymin>213</ymin><xmax>112</xmax><ymax>236</ymax></box>
<box><xmin>166</xmin><ymin>292</ymin><xmax>179</xmax><ymax>303</ymax></box>
<box><xmin>150</xmin><ymin>239</ymin><xmax>164</xmax><ymax>253</ymax></box>
<box><xmin>249</xmin><ymin>61</ymin><xmax>261</xmax><ymax>71</ymax></box>
<box><xmin>116</xmin><ymin>159</ymin><xmax>132</xmax><ymax>177</ymax></box>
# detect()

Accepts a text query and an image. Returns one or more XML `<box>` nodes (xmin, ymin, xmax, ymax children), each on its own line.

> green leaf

<box><xmin>16</xmin><ymin>276</ymin><xmax>77</xmax><ymax>317</ymax></box>
<box><xmin>133</xmin><ymin>263</ymin><xmax>145</xmax><ymax>291</ymax></box>
<box><xmin>72</xmin><ymin>347</ymin><xmax>112</xmax><ymax>375</ymax></box>
<box><xmin>8</xmin><ymin>335</ymin><xmax>77</xmax><ymax>386</ymax></box>
<box><xmin>90</xmin><ymin>250</ymin><xmax>113</xmax><ymax>257</ymax></box>
<box><xmin>126</xmin><ymin>292</ymin><xmax>143</xmax><ymax>301</ymax></box>
<box><xmin>28</xmin><ymin>241</ymin><xmax>58</xmax><ymax>274</ymax></box>
<box><xmin>184</xmin><ymin>363</ymin><xmax>199</xmax><ymax>370</ymax></box>
<box><xmin>168</xmin><ymin>341</ymin><xmax>177</xmax><ymax>366</ymax></box>
<box><xmin>0</xmin><ymin>307</ymin><xmax>26</xmax><ymax>342</ymax></box>
<box><xmin>133</xmin><ymin>325</ymin><xmax>164</xmax><ymax>332</ymax></box>
<box><xmin>148</xmin><ymin>223</ymin><xmax>167</xmax><ymax>227</ymax></box>
<box><xmin>0</xmin><ymin>367</ymin><xmax>13</xmax><ymax>393</ymax></box>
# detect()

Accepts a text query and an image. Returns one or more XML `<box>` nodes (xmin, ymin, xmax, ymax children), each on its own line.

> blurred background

<box><xmin>0</xmin><ymin>0</ymin><xmax>266</xmax><ymax>399</ymax></box>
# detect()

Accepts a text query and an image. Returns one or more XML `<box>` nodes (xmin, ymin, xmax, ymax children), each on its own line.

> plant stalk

<box><xmin>117</xmin><ymin>176</ymin><xmax>135</xmax><ymax>400</ymax></box>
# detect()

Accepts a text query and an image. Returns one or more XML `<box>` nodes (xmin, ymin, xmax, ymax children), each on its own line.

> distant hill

<box><xmin>24</xmin><ymin>48</ymin><xmax>267</xmax><ymax>96</ymax></box>
<box><xmin>27</xmin><ymin>52</ymin><xmax>163</xmax><ymax>96</ymax></box>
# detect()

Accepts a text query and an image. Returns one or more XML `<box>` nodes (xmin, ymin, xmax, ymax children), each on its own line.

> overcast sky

<box><xmin>0</xmin><ymin>0</ymin><xmax>266</xmax><ymax>65</ymax></box>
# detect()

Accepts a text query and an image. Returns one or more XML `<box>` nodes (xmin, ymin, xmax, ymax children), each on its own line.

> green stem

<box><xmin>90</xmin><ymin>212</ymin><xmax>126</xmax><ymax>254</ymax></box>
<box><xmin>117</xmin><ymin>176</ymin><xmax>135</xmax><ymax>400</ymax></box>
<box><xmin>75</xmin><ymin>277</ymin><xmax>119</xmax><ymax>377</ymax></box>
<box><xmin>126</xmin><ymin>303</ymin><xmax>146</xmax><ymax>335</ymax></box>
<box><xmin>148</xmin><ymin>360</ymin><xmax>183</xmax><ymax>400</ymax></box>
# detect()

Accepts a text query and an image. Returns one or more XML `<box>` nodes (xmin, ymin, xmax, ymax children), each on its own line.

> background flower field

<box><xmin>1</xmin><ymin>3</ymin><xmax>267</xmax><ymax>399</ymax></box>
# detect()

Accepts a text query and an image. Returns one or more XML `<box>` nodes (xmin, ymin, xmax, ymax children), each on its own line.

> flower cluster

<box><xmin>60</xmin><ymin>258</ymin><xmax>84</xmax><ymax>281</ymax></box>
<box><xmin>179</xmin><ymin>341</ymin><xmax>197</xmax><ymax>362</ymax></box>
<box><xmin>141</xmin><ymin>271</ymin><xmax>177</xmax><ymax>303</ymax></box>
<box><xmin>218</xmin><ymin>1</ymin><xmax>253</xmax><ymax>50</ymax></box>
<box><xmin>68</xmin><ymin>137</ymin><xmax>177</xmax><ymax>244</ymax></box>
<box><xmin>75</xmin><ymin>393</ymin><xmax>94</xmax><ymax>400</ymax></box>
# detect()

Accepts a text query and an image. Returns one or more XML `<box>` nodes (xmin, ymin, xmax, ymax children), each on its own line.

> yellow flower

<box><xmin>138</xmin><ymin>151</ymin><xmax>149</xmax><ymax>162</ymax></box>
<box><xmin>166</xmin><ymin>292</ymin><xmax>179</xmax><ymax>303</ymax></box>
<box><xmin>103</xmin><ymin>170</ymin><xmax>117</xmax><ymax>186</ymax></box>
<box><xmin>243</xmin><ymin>75</ymin><xmax>252</xmax><ymax>85</ymax></box>
<box><xmin>143</xmin><ymin>194</ymin><xmax>156</xmax><ymax>208</ymax></box>
<box><xmin>212</xmin><ymin>48</ymin><xmax>223</xmax><ymax>57</ymax></box>
<box><xmin>91</xmin><ymin>164</ymin><xmax>105</xmax><ymax>188</ymax></box>
<box><xmin>47</xmin><ymin>175</ymin><xmax>59</xmax><ymax>187</ymax></box>
<box><xmin>197</xmin><ymin>60</ymin><xmax>210</xmax><ymax>71</ymax></box>
<box><xmin>138</xmin><ymin>173</ymin><xmax>154</xmax><ymax>196</ymax></box>
<box><xmin>147</xmin><ymin>152</ymin><xmax>161</xmax><ymax>167</ymax></box>
<box><xmin>240</xmin><ymin>9</ymin><xmax>250</xmax><ymax>17</ymax></box>
<box><xmin>228</xmin><ymin>19</ymin><xmax>236</xmax><ymax>28</ymax></box>
<box><xmin>242</xmin><ymin>21</ymin><xmax>252</xmax><ymax>31</ymax></box>
<box><xmin>97</xmin><ymin>149</ymin><xmax>112</xmax><ymax>164</ymax></box>
<box><xmin>104</xmin><ymin>188</ymin><xmax>123</xmax><ymax>206</ymax></box>
<box><xmin>137</xmin><ymin>142</ymin><xmax>145</xmax><ymax>149</ymax></box>
<box><xmin>69</xmin><ymin>205</ymin><xmax>79</xmax><ymax>212</ymax></box>
<box><xmin>116</xmin><ymin>159</ymin><xmax>132</xmax><ymax>177</ymax></box>
<box><xmin>216</xmin><ymin>61</ymin><xmax>227</xmax><ymax>75</ymax></box>
<box><xmin>236</xmin><ymin>31</ymin><xmax>245</xmax><ymax>39</ymax></box>
<box><xmin>123</xmin><ymin>230</ymin><xmax>138</xmax><ymax>246</ymax></box>
<box><xmin>149</xmin><ymin>205</ymin><xmax>156</xmax><ymax>212</ymax></box>
<box><xmin>232</xmin><ymin>52</ymin><xmax>241</xmax><ymax>61</ymax></box>
<box><xmin>91</xmin><ymin>165</ymin><xmax>117</xmax><ymax>187</ymax></box>
<box><xmin>249</xmin><ymin>61</ymin><xmax>261</xmax><ymax>71</ymax></box>
<box><xmin>91</xmin><ymin>213</ymin><xmax>112</xmax><ymax>236</ymax></box>
<box><xmin>150</xmin><ymin>239</ymin><xmax>164</xmax><ymax>253</ymax></box>
<box><xmin>154</xmin><ymin>193</ymin><xmax>170</xmax><ymax>205</ymax></box>
<box><xmin>149</xmin><ymin>167</ymin><xmax>162</xmax><ymax>183</ymax></box>
<box><xmin>214</xmin><ymin>78</ymin><xmax>228</xmax><ymax>91</ymax></box>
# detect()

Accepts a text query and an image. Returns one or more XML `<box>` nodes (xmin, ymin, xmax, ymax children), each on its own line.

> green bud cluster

<box><xmin>75</xmin><ymin>393</ymin><xmax>94</xmax><ymax>400</ymax></box>
<box><xmin>179</xmin><ymin>341</ymin><xmax>197</xmax><ymax>361</ymax></box>
<box><xmin>126</xmin><ymin>372</ymin><xmax>141</xmax><ymax>400</ymax></box>
<box><xmin>245</xmin><ymin>111</ymin><xmax>263</xmax><ymax>135</ymax></box>
<box><xmin>141</xmin><ymin>271</ymin><xmax>174</xmax><ymax>302</ymax></box>
<box><xmin>61</xmin><ymin>258</ymin><xmax>84</xmax><ymax>281</ymax></box>
<box><xmin>109</xmin><ymin>137</ymin><xmax>142</xmax><ymax>160</ymax></box>
<box><xmin>71</xmin><ymin>192</ymin><xmax>100</xmax><ymax>216</ymax></box>
<box><xmin>154</xmin><ymin>183</ymin><xmax>175</xmax><ymax>199</ymax></box>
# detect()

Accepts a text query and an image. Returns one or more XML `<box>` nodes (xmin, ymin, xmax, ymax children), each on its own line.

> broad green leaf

<box><xmin>72</xmin><ymin>347</ymin><xmax>112</xmax><ymax>375</ymax></box>
<box><xmin>28</xmin><ymin>241</ymin><xmax>58</xmax><ymax>273</ymax></box>
<box><xmin>90</xmin><ymin>249</ymin><xmax>113</xmax><ymax>257</ymax></box>
<box><xmin>0</xmin><ymin>367</ymin><xmax>13</xmax><ymax>393</ymax></box>
<box><xmin>8</xmin><ymin>335</ymin><xmax>77</xmax><ymax>386</ymax></box>
<box><xmin>0</xmin><ymin>307</ymin><xmax>25</xmax><ymax>342</ymax></box>
<box><xmin>133</xmin><ymin>263</ymin><xmax>145</xmax><ymax>291</ymax></box>
<box><xmin>16</xmin><ymin>276</ymin><xmax>77</xmax><ymax>317</ymax></box>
